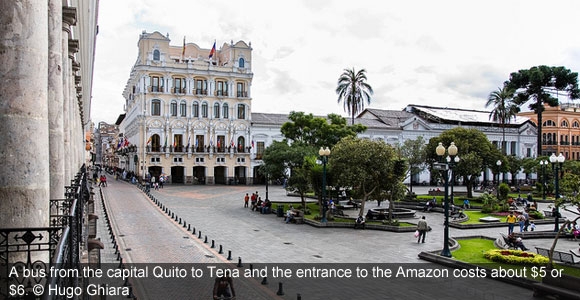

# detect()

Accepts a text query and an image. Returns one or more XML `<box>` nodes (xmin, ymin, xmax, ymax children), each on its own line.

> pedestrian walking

<box><xmin>244</xmin><ymin>193</ymin><xmax>249</xmax><ymax>208</ymax></box>
<box><xmin>506</xmin><ymin>211</ymin><xmax>517</xmax><ymax>235</ymax></box>
<box><xmin>417</xmin><ymin>216</ymin><xmax>428</xmax><ymax>243</ymax></box>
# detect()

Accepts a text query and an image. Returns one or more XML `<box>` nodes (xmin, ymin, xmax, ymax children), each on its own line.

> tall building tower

<box><xmin>121</xmin><ymin>31</ymin><xmax>253</xmax><ymax>184</ymax></box>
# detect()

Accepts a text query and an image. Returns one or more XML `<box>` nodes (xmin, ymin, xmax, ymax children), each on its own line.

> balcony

<box><xmin>146</xmin><ymin>146</ymin><xmax>161</xmax><ymax>152</ymax></box>
<box><xmin>173</xmin><ymin>87</ymin><xmax>186</xmax><ymax>94</ymax></box>
<box><xmin>235</xmin><ymin>146</ymin><xmax>252</xmax><ymax>153</ymax></box>
<box><xmin>195</xmin><ymin>89</ymin><xmax>208</xmax><ymax>96</ymax></box>
<box><xmin>255</xmin><ymin>154</ymin><xmax>263</xmax><ymax>160</ymax></box>
<box><xmin>237</xmin><ymin>91</ymin><xmax>248</xmax><ymax>98</ymax></box>
<box><xmin>193</xmin><ymin>146</ymin><xmax>208</xmax><ymax>153</ymax></box>
<box><xmin>170</xmin><ymin>146</ymin><xmax>185</xmax><ymax>153</ymax></box>
<box><xmin>215</xmin><ymin>90</ymin><xmax>228</xmax><ymax>97</ymax></box>
<box><xmin>149</xmin><ymin>86</ymin><xmax>164</xmax><ymax>93</ymax></box>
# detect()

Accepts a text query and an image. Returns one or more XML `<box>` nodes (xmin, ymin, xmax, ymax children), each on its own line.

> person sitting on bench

<box><xmin>507</xmin><ymin>233</ymin><xmax>529</xmax><ymax>251</ymax></box>
<box><xmin>355</xmin><ymin>215</ymin><xmax>366</xmax><ymax>229</ymax></box>
<box><xmin>285</xmin><ymin>205</ymin><xmax>295</xmax><ymax>224</ymax></box>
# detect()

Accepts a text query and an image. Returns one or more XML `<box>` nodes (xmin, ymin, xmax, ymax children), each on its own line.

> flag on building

<box><xmin>209</xmin><ymin>41</ymin><xmax>216</xmax><ymax>59</ymax></box>
<box><xmin>195</xmin><ymin>138</ymin><xmax>198</xmax><ymax>148</ymax></box>
<box><xmin>251</xmin><ymin>140</ymin><xmax>254</xmax><ymax>148</ymax></box>
<box><xmin>181</xmin><ymin>36</ymin><xmax>186</xmax><ymax>60</ymax></box>
<box><xmin>164</xmin><ymin>136</ymin><xmax>167</xmax><ymax>148</ymax></box>
<box><xmin>231</xmin><ymin>138</ymin><xmax>234</xmax><ymax>147</ymax></box>
<box><xmin>116</xmin><ymin>139</ymin><xmax>122</xmax><ymax>150</ymax></box>
<box><xmin>124</xmin><ymin>137</ymin><xmax>129</xmax><ymax>147</ymax></box>
<box><xmin>173</xmin><ymin>138</ymin><xmax>177</xmax><ymax>148</ymax></box>
<box><xmin>187</xmin><ymin>136</ymin><xmax>190</xmax><ymax>148</ymax></box>
<box><xmin>217</xmin><ymin>139</ymin><xmax>221</xmax><ymax>148</ymax></box>
<box><xmin>147</xmin><ymin>136</ymin><xmax>152</xmax><ymax>145</ymax></box>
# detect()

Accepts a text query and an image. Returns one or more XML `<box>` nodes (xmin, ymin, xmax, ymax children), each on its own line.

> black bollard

<box><xmin>211</xmin><ymin>240</ymin><xmax>215</xmax><ymax>248</ymax></box>
<box><xmin>227</xmin><ymin>250</ymin><xmax>232</xmax><ymax>260</ymax></box>
<box><xmin>179</xmin><ymin>218</ymin><xmax>182</xmax><ymax>225</ymax></box>
<box><xmin>117</xmin><ymin>252</ymin><xmax>121</xmax><ymax>261</ymax></box>
<box><xmin>198</xmin><ymin>231</ymin><xmax>202</xmax><ymax>238</ymax></box>
<box><xmin>192</xmin><ymin>227</ymin><xmax>196</xmax><ymax>234</ymax></box>
<box><xmin>188</xmin><ymin>224</ymin><xmax>191</xmax><ymax>231</ymax></box>
<box><xmin>237</xmin><ymin>257</ymin><xmax>243</xmax><ymax>267</ymax></box>
<box><xmin>218</xmin><ymin>245</ymin><xmax>223</xmax><ymax>254</ymax></box>
<box><xmin>261</xmin><ymin>277</ymin><xmax>268</xmax><ymax>285</ymax></box>
<box><xmin>276</xmin><ymin>282</ymin><xmax>284</xmax><ymax>295</ymax></box>
<box><xmin>183</xmin><ymin>221</ymin><xmax>187</xmax><ymax>228</ymax></box>
<box><xmin>204</xmin><ymin>235</ymin><xmax>208</xmax><ymax>243</ymax></box>
<box><xmin>171</xmin><ymin>212</ymin><xmax>174</xmax><ymax>219</ymax></box>
<box><xmin>297</xmin><ymin>293</ymin><xmax>301</xmax><ymax>300</ymax></box>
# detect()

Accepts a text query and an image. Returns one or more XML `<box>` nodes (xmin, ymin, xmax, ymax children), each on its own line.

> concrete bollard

<box><xmin>277</xmin><ymin>282</ymin><xmax>284</xmax><ymax>295</ymax></box>
<box><xmin>179</xmin><ymin>218</ymin><xmax>182</xmax><ymax>225</ymax></box>
<box><xmin>237</xmin><ymin>257</ymin><xmax>243</xmax><ymax>267</ymax></box>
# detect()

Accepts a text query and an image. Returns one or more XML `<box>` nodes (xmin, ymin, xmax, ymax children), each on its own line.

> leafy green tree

<box><xmin>336</xmin><ymin>68</ymin><xmax>374</xmax><ymax>125</ymax></box>
<box><xmin>521</xmin><ymin>158</ymin><xmax>538</xmax><ymax>180</ymax></box>
<box><xmin>426</xmin><ymin>127</ymin><xmax>502</xmax><ymax>198</ymax></box>
<box><xmin>504</xmin><ymin>66</ymin><xmax>580</xmax><ymax>155</ymax></box>
<box><xmin>399</xmin><ymin>136</ymin><xmax>427</xmax><ymax>194</ymax></box>
<box><xmin>262</xmin><ymin>141</ymin><xmax>316</xmax><ymax>211</ymax></box>
<box><xmin>330</xmin><ymin>137</ymin><xmax>398</xmax><ymax>217</ymax></box>
<box><xmin>506</xmin><ymin>155</ymin><xmax>522</xmax><ymax>186</ymax></box>
<box><xmin>560</xmin><ymin>173</ymin><xmax>580</xmax><ymax>196</ymax></box>
<box><xmin>281</xmin><ymin>111</ymin><xmax>366</xmax><ymax>147</ymax></box>
<box><xmin>563</xmin><ymin>160</ymin><xmax>580</xmax><ymax>176</ymax></box>
<box><xmin>486</xmin><ymin>86</ymin><xmax>519</xmax><ymax>154</ymax></box>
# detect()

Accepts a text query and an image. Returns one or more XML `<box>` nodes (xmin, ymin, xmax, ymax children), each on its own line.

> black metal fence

<box><xmin>0</xmin><ymin>165</ymin><xmax>89</xmax><ymax>300</ymax></box>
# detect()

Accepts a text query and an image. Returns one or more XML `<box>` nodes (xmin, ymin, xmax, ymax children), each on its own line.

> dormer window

<box><xmin>153</xmin><ymin>49</ymin><xmax>160</xmax><ymax>61</ymax></box>
<box><xmin>239</xmin><ymin>58</ymin><xmax>245</xmax><ymax>68</ymax></box>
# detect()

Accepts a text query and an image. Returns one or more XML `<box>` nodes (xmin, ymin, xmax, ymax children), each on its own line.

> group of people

<box><xmin>244</xmin><ymin>192</ymin><xmax>272</xmax><ymax>214</ymax></box>
<box><xmin>506</xmin><ymin>211</ymin><xmax>536</xmax><ymax>235</ymax></box>
<box><xmin>148</xmin><ymin>175</ymin><xmax>165</xmax><ymax>191</ymax></box>
<box><xmin>423</xmin><ymin>197</ymin><xmax>437</xmax><ymax>212</ymax></box>
<box><xmin>565</xmin><ymin>222</ymin><xmax>580</xmax><ymax>239</ymax></box>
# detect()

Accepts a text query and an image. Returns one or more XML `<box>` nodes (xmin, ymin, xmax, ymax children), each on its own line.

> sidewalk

<box><xmin>101</xmin><ymin>179</ymin><xmax>279</xmax><ymax>299</ymax></box>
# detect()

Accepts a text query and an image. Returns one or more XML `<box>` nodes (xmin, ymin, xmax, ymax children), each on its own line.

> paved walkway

<box><xmin>101</xmin><ymin>179</ymin><xmax>280</xmax><ymax>300</ymax></box>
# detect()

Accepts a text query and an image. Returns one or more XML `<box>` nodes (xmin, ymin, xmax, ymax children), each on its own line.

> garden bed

<box><xmin>303</xmin><ymin>218</ymin><xmax>420</xmax><ymax>232</ymax></box>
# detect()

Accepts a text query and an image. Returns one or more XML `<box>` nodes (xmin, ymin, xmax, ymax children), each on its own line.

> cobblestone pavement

<box><xmin>101</xmin><ymin>180</ymin><xmax>280</xmax><ymax>300</ymax></box>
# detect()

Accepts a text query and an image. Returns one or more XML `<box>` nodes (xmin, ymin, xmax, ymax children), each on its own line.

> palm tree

<box><xmin>336</xmin><ymin>68</ymin><xmax>373</xmax><ymax>125</ymax></box>
<box><xmin>486</xmin><ymin>86</ymin><xmax>518</xmax><ymax>154</ymax></box>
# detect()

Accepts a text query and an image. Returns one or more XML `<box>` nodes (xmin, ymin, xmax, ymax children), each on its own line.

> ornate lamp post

<box><xmin>496</xmin><ymin>160</ymin><xmax>502</xmax><ymax>199</ymax></box>
<box><xmin>549</xmin><ymin>153</ymin><xmax>565</xmax><ymax>231</ymax></box>
<box><xmin>319</xmin><ymin>147</ymin><xmax>331</xmax><ymax>223</ymax></box>
<box><xmin>435</xmin><ymin>142</ymin><xmax>459</xmax><ymax>258</ymax></box>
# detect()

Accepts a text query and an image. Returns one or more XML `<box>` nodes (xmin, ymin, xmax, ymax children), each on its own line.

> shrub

<box><xmin>481</xmin><ymin>193</ymin><xmax>500</xmax><ymax>213</ymax></box>
<box><xmin>313</xmin><ymin>214</ymin><xmax>321</xmax><ymax>220</ymax></box>
<box><xmin>304</xmin><ymin>209</ymin><xmax>311</xmax><ymax>215</ymax></box>
<box><xmin>382</xmin><ymin>219</ymin><xmax>399</xmax><ymax>226</ymax></box>
<box><xmin>528</xmin><ymin>210</ymin><xmax>544</xmax><ymax>220</ymax></box>
<box><xmin>499</xmin><ymin>183</ymin><xmax>510</xmax><ymax>200</ymax></box>
<box><xmin>484</xmin><ymin>249</ymin><xmax>548</xmax><ymax>266</ymax></box>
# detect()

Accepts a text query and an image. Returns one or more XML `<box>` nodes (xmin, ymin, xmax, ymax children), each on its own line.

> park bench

<box><xmin>536</xmin><ymin>247</ymin><xmax>578</xmax><ymax>264</ymax></box>
<box><xmin>500</xmin><ymin>233</ymin><xmax>517</xmax><ymax>250</ymax></box>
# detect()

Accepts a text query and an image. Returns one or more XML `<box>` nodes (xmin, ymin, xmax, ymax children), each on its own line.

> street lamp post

<box><xmin>435</xmin><ymin>142</ymin><xmax>459</xmax><ymax>258</ymax></box>
<box><xmin>496</xmin><ymin>160</ymin><xmax>502</xmax><ymax>199</ymax></box>
<box><xmin>549</xmin><ymin>153</ymin><xmax>565</xmax><ymax>231</ymax></box>
<box><xmin>319</xmin><ymin>147</ymin><xmax>331</xmax><ymax>223</ymax></box>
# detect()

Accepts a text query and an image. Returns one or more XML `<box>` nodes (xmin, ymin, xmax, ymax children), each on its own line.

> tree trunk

<box><xmin>409</xmin><ymin>170</ymin><xmax>413</xmax><ymax>194</ymax></box>
<box><xmin>300</xmin><ymin>192</ymin><xmax>306</xmax><ymax>213</ymax></box>
<box><xmin>388</xmin><ymin>190</ymin><xmax>394</xmax><ymax>222</ymax></box>
<box><xmin>537</xmin><ymin>106</ymin><xmax>543</xmax><ymax>157</ymax></box>
<box><xmin>466</xmin><ymin>176</ymin><xmax>473</xmax><ymax>198</ymax></box>
<box><xmin>359</xmin><ymin>195</ymin><xmax>366</xmax><ymax>217</ymax></box>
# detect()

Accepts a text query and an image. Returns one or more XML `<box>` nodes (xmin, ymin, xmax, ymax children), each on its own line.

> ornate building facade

<box><xmin>121</xmin><ymin>32</ymin><xmax>254</xmax><ymax>184</ymax></box>
<box><xmin>518</xmin><ymin>103</ymin><xmax>580</xmax><ymax>160</ymax></box>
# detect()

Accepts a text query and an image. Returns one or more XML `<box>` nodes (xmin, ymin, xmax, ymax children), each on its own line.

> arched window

<box><xmin>573</xmin><ymin>121</ymin><xmax>580</xmax><ymax>128</ymax></box>
<box><xmin>542</xmin><ymin>133</ymin><xmax>546</xmax><ymax>144</ymax></box>
<box><xmin>561</xmin><ymin>120</ymin><xmax>569</xmax><ymax>127</ymax></box>
<box><xmin>223</xmin><ymin>103</ymin><xmax>229</xmax><ymax>119</ymax></box>
<box><xmin>192</xmin><ymin>102</ymin><xmax>199</xmax><ymax>117</ymax></box>
<box><xmin>237</xmin><ymin>136</ymin><xmax>245</xmax><ymax>152</ymax></box>
<box><xmin>543</xmin><ymin>120</ymin><xmax>555</xmax><ymax>127</ymax></box>
<box><xmin>180</xmin><ymin>101</ymin><xmax>186</xmax><ymax>117</ymax></box>
<box><xmin>239</xmin><ymin>58</ymin><xmax>245</xmax><ymax>68</ymax></box>
<box><xmin>170</xmin><ymin>101</ymin><xmax>177</xmax><ymax>116</ymax></box>
<box><xmin>214</xmin><ymin>102</ymin><xmax>220</xmax><ymax>118</ymax></box>
<box><xmin>151</xmin><ymin>100</ymin><xmax>161</xmax><ymax>116</ymax></box>
<box><xmin>151</xmin><ymin>134</ymin><xmax>160</xmax><ymax>152</ymax></box>
<box><xmin>201</xmin><ymin>103</ymin><xmax>208</xmax><ymax>118</ymax></box>
<box><xmin>153</xmin><ymin>49</ymin><xmax>160</xmax><ymax>61</ymax></box>
<box><xmin>237</xmin><ymin>104</ymin><xmax>245</xmax><ymax>119</ymax></box>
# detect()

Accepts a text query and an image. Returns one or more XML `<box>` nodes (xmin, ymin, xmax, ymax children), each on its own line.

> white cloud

<box><xmin>91</xmin><ymin>0</ymin><xmax>580</xmax><ymax>124</ymax></box>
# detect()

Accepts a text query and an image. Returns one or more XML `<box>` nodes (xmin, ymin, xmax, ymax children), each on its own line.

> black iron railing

<box><xmin>0</xmin><ymin>166</ymin><xmax>89</xmax><ymax>300</ymax></box>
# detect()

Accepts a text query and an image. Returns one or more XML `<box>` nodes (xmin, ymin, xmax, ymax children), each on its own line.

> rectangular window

<box><xmin>174</xmin><ymin>135</ymin><xmax>183</xmax><ymax>152</ymax></box>
<box><xmin>510</xmin><ymin>141</ymin><xmax>516</xmax><ymax>155</ymax></box>
<box><xmin>174</xmin><ymin>78</ymin><xmax>185</xmax><ymax>94</ymax></box>
<box><xmin>193</xmin><ymin>103</ymin><xmax>199</xmax><ymax>117</ymax></box>
<box><xmin>237</xmin><ymin>82</ymin><xmax>246</xmax><ymax>97</ymax></box>
<box><xmin>217</xmin><ymin>135</ymin><xmax>225</xmax><ymax>152</ymax></box>
<box><xmin>196</xmin><ymin>79</ymin><xmax>207</xmax><ymax>95</ymax></box>
<box><xmin>171</xmin><ymin>102</ymin><xmax>177</xmax><ymax>116</ymax></box>
<box><xmin>237</xmin><ymin>104</ymin><xmax>245</xmax><ymax>119</ymax></box>
<box><xmin>195</xmin><ymin>135</ymin><xmax>204</xmax><ymax>151</ymax></box>
<box><xmin>526</xmin><ymin>148</ymin><xmax>531</xmax><ymax>158</ymax></box>
<box><xmin>202</xmin><ymin>103</ymin><xmax>208</xmax><ymax>118</ymax></box>
<box><xmin>256</xmin><ymin>142</ymin><xmax>265</xmax><ymax>159</ymax></box>
<box><xmin>151</xmin><ymin>76</ymin><xmax>160</xmax><ymax>92</ymax></box>
<box><xmin>152</xmin><ymin>101</ymin><xmax>160</xmax><ymax>116</ymax></box>
<box><xmin>195</xmin><ymin>157</ymin><xmax>205</xmax><ymax>163</ymax></box>
<box><xmin>237</xmin><ymin>157</ymin><xmax>246</xmax><ymax>163</ymax></box>
<box><xmin>180</xmin><ymin>102</ymin><xmax>186</xmax><ymax>117</ymax></box>
<box><xmin>216</xmin><ymin>157</ymin><xmax>226</xmax><ymax>163</ymax></box>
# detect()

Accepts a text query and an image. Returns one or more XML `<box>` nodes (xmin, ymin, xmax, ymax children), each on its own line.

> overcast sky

<box><xmin>91</xmin><ymin>0</ymin><xmax>580</xmax><ymax>124</ymax></box>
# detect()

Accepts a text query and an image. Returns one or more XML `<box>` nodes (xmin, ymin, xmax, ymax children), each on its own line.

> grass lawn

<box><xmin>462</xmin><ymin>211</ymin><xmax>506</xmax><ymax>224</ymax></box>
<box><xmin>452</xmin><ymin>239</ymin><xmax>580</xmax><ymax>280</ymax></box>
<box><xmin>508</xmin><ymin>193</ymin><xmax>555</xmax><ymax>200</ymax></box>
